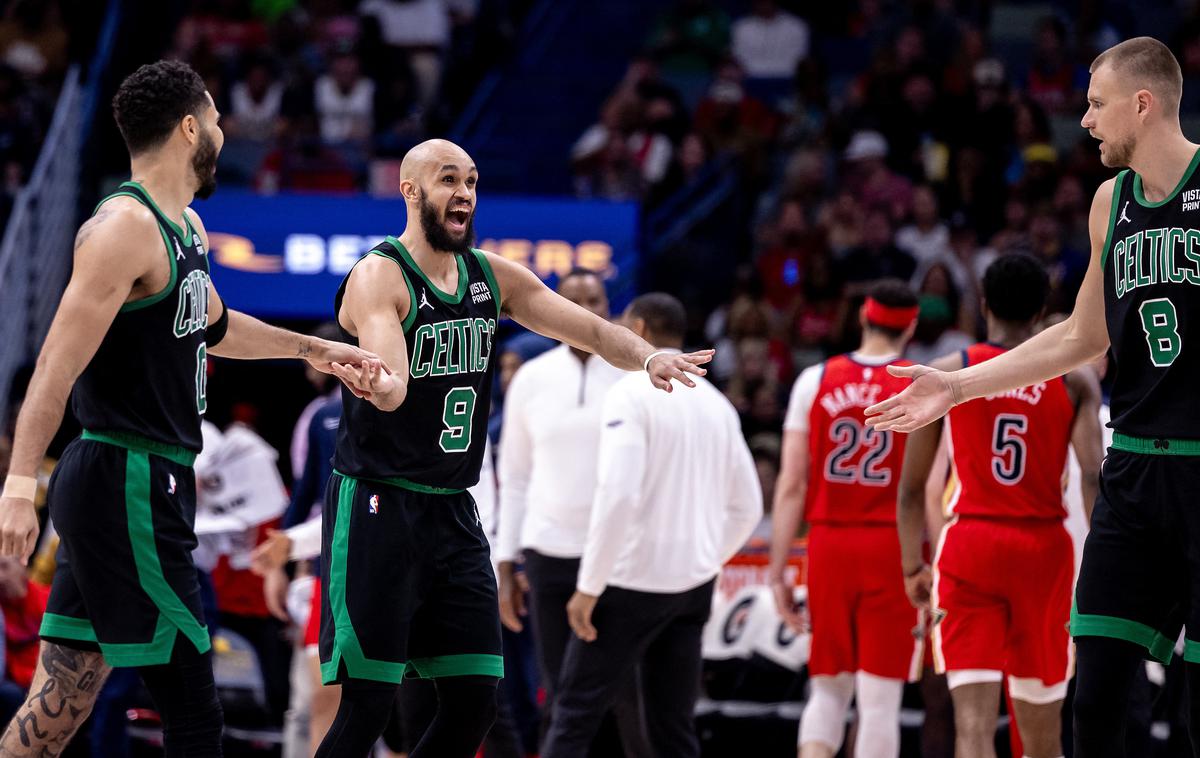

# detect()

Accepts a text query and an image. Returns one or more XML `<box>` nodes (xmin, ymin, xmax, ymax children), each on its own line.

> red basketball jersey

<box><xmin>805</xmin><ymin>354</ymin><xmax>913</xmax><ymax>525</ymax></box>
<box><xmin>944</xmin><ymin>343</ymin><xmax>1075</xmax><ymax>520</ymax></box>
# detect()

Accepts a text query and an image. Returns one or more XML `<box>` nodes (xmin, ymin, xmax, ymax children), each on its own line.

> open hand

<box><xmin>330</xmin><ymin>359</ymin><xmax>403</xmax><ymax>410</ymax></box>
<box><xmin>647</xmin><ymin>349</ymin><xmax>715</xmax><ymax>392</ymax></box>
<box><xmin>865</xmin><ymin>364</ymin><xmax>958</xmax><ymax>432</ymax></box>
<box><xmin>306</xmin><ymin>340</ymin><xmax>382</xmax><ymax>375</ymax></box>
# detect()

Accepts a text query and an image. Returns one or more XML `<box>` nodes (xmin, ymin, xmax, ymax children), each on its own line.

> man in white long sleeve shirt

<box><xmin>495</xmin><ymin>269</ymin><xmax>648</xmax><ymax>756</ymax></box>
<box><xmin>542</xmin><ymin>293</ymin><xmax>763</xmax><ymax>758</ymax></box>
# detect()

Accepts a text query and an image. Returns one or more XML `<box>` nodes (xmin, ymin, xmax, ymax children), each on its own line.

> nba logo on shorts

<box><xmin>369</xmin><ymin>494</ymin><xmax>379</xmax><ymax>514</ymax></box>
<box><xmin>168</xmin><ymin>474</ymin><xmax>177</xmax><ymax>495</ymax></box>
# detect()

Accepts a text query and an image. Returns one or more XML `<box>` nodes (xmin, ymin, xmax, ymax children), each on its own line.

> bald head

<box><xmin>400</xmin><ymin>139</ymin><xmax>476</xmax><ymax>190</ymax></box>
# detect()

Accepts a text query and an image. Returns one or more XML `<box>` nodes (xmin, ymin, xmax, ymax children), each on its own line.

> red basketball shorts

<box><xmin>806</xmin><ymin>524</ymin><xmax>923</xmax><ymax>681</ymax></box>
<box><xmin>932</xmin><ymin>517</ymin><xmax>1073</xmax><ymax>686</ymax></box>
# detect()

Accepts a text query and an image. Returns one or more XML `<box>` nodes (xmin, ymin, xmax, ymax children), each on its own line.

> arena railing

<box><xmin>0</xmin><ymin>66</ymin><xmax>82</xmax><ymax>428</ymax></box>
<box><xmin>0</xmin><ymin>0</ymin><xmax>121</xmax><ymax>428</ymax></box>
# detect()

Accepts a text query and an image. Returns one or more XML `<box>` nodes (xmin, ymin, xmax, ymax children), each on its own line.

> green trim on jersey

<box><xmin>122</xmin><ymin>181</ymin><xmax>188</xmax><ymax>238</ymax></box>
<box><xmin>1070</xmin><ymin>607</ymin><xmax>1174</xmax><ymax>664</ymax></box>
<box><xmin>93</xmin><ymin>191</ymin><xmax>181</xmax><ymax>312</ymax></box>
<box><xmin>82</xmin><ymin>429</ymin><xmax>197</xmax><ymax>466</ymax></box>
<box><xmin>1133</xmin><ymin>148</ymin><xmax>1200</xmax><ymax>209</ymax></box>
<box><xmin>386</xmin><ymin>235</ymin><xmax>468</xmax><ymax>304</ymax></box>
<box><xmin>1100</xmin><ymin>170</ymin><xmax>1128</xmax><ymax>271</ymax></box>
<box><xmin>322</xmin><ymin>475</ymin><xmax>411</xmax><ymax>684</ymax></box>
<box><xmin>1111</xmin><ymin>431</ymin><xmax>1200</xmax><ymax>456</ymax></box>
<box><xmin>406</xmin><ymin>653</ymin><xmax>505</xmax><ymax>679</ymax></box>
<box><xmin>333</xmin><ymin>468</ymin><xmax>464</xmax><ymax>495</ymax></box>
<box><xmin>471</xmin><ymin>249</ymin><xmax>503</xmax><ymax>319</ymax></box>
<box><xmin>359</xmin><ymin>250</ymin><xmax>420</xmax><ymax>334</ymax></box>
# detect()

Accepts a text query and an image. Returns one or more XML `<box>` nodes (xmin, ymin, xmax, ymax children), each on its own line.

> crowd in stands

<box><xmin>171</xmin><ymin>0</ymin><xmax>527</xmax><ymax>194</ymax></box>
<box><xmin>0</xmin><ymin>0</ymin><xmax>72</xmax><ymax>228</ymax></box>
<box><xmin>561</xmin><ymin>0</ymin><xmax>1200</xmax><ymax>487</ymax></box>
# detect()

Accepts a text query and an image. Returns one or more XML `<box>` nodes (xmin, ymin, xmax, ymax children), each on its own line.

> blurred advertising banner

<box><xmin>196</xmin><ymin>190</ymin><xmax>640</xmax><ymax>319</ymax></box>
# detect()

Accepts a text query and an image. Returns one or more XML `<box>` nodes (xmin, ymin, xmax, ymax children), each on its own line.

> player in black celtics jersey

<box><xmin>0</xmin><ymin>61</ymin><xmax>378</xmax><ymax>756</ymax></box>
<box><xmin>866</xmin><ymin>38</ymin><xmax>1200</xmax><ymax>758</ymax></box>
<box><xmin>313</xmin><ymin>138</ymin><xmax>712</xmax><ymax>758</ymax></box>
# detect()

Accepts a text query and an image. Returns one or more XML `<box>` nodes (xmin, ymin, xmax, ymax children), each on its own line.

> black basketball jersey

<box><xmin>1102</xmin><ymin>149</ymin><xmax>1200</xmax><ymax>440</ymax></box>
<box><xmin>73</xmin><ymin>181</ymin><xmax>211</xmax><ymax>452</ymax></box>
<box><xmin>333</xmin><ymin>237</ymin><xmax>500</xmax><ymax>490</ymax></box>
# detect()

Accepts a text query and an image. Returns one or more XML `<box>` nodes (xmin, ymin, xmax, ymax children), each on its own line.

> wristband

<box><xmin>2</xmin><ymin>475</ymin><xmax>36</xmax><ymax>502</ymax></box>
<box><xmin>642</xmin><ymin>350</ymin><xmax>671</xmax><ymax>372</ymax></box>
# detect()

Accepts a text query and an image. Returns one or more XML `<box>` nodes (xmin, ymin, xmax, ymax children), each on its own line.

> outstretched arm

<box><xmin>206</xmin><ymin>290</ymin><xmax>375</xmax><ymax>368</ymax></box>
<box><xmin>485</xmin><ymin>253</ymin><xmax>712</xmax><ymax>391</ymax></box>
<box><xmin>867</xmin><ymin>178</ymin><xmax>1116</xmax><ymax>432</ymax></box>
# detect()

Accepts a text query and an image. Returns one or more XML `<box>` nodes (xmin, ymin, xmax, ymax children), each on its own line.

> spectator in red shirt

<box><xmin>0</xmin><ymin>556</ymin><xmax>47</xmax><ymax>691</ymax></box>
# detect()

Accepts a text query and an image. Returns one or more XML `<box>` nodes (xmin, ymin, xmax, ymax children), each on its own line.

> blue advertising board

<box><xmin>194</xmin><ymin>190</ymin><xmax>640</xmax><ymax>320</ymax></box>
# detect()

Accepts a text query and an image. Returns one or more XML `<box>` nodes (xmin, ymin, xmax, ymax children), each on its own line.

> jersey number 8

<box><xmin>1139</xmin><ymin>298</ymin><xmax>1182</xmax><ymax>368</ymax></box>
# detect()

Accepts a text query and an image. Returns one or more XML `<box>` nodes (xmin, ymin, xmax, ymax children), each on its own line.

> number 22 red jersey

<box><xmin>944</xmin><ymin>343</ymin><xmax>1075</xmax><ymax>520</ymax></box>
<box><xmin>797</xmin><ymin>354</ymin><xmax>913</xmax><ymax>525</ymax></box>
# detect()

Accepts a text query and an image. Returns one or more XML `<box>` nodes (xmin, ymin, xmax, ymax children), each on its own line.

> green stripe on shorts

<box><xmin>123</xmin><ymin>451</ymin><xmax>210</xmax><ymax>664</ymax></box>
<box><xmin>321</xmin><ymin>474</ymin><xmax>409</xmax><ymax>684</ymax></box>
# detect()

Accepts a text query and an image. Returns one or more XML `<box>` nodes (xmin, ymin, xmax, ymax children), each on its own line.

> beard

<box><xmin>1101</xmin><ymin>134</ymin><xmax>1135</xmax><ymax>168</ymax></box>
<box><xmin>192</xmin><ymin>128</ymin><xmax>219</xmax><ymax>199</ymax></box>
<box><xmin>418</xmin><ymin>189</ymin><xmax>475</xmax><ymax>254</ymax></box>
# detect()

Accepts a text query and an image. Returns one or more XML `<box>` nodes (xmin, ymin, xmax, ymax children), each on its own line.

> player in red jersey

<box><xmin>897</xmin><ymin>254</ymin><xmax>1104</xmax><ymax>758</ymax></box>
<box><xmin>769</xmin><ymin>280</ymin><xmax>921</xmax><ymax>758</ymax></box>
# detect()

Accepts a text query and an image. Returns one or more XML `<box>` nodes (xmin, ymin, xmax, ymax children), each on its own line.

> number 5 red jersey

<box><xmin>944</xmin><ymin>343</ymin><xmax>1075</xmax><ymax>520</ymax></box>
<box><xmin>785</xmin><ymin>353</ymin><xmax>913</xmax><ymax>525</ymax></box>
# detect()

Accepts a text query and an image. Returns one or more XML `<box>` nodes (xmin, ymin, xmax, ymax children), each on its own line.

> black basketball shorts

<box><xmin>318</xmin><ymin>471</ymin><xmax>503</xmax><ymax>685</ymax></box>
<box><xmin>1072</xmin><ymin>434</ymin><xmax>1200</xmax><ymax>664</ymax></box>
<box><xmin>40</xmin><ymin>430</ymin><xmax>211</xmax><ymax>666</ymax></box>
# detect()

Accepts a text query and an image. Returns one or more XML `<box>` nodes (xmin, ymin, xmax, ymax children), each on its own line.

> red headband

<box><xmin>863</xmin><ymin>297</ymin><xmax>919</xmax><ymax>330</ymax></box>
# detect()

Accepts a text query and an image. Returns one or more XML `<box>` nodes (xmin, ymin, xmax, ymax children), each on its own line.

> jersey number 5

<box><xmin>991</xmin><ymin>414</ymin><xmax>1027</xmax><ymax>485</ymax></box>
<box><xmin>824</xmin><ymin>419</ymin><xmax>892</xmax><ymax>486</ymax></box>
